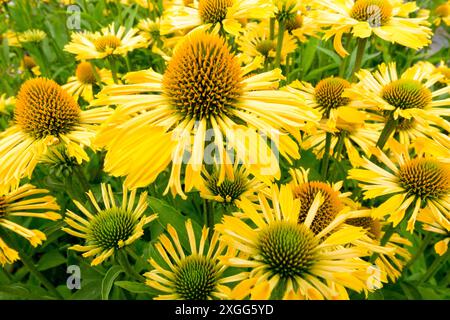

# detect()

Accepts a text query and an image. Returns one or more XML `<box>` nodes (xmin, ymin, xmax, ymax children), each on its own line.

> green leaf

<box><xmin>37</xmin><ymin>249</ymin><xmax>66</xmax><ymax>271</ymax></box>
<box><xmin>71</xmin><ymin>280</ymin><xmax>102</xmax><ymax>300</ymax></box>
<box><xmin>101</xmin><ymin>266</ymin><xmax>124</xmax><ymax>300</ymax></box>
<box><xmin>115</xmin><ymin>281</ymin><xmax>160</xmax><ymax>297</ymax></box>
<box><xmin>316</xmin><ymin>47</ymin><xmax>342</xmax><ymax>65</ymax></box>
<box><xmin>301</xmin><ymin>38</ymin><xmax>319</xmax><ymax>75</ymax></box>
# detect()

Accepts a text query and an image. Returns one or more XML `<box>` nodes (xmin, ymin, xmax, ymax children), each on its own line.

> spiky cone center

<box><xmin>346</xmin><ymin>217</ymin><xmax>381</xmax><ymax>240</ymax></box>
<box><xmin>314</xmin><ymin>77</ymin><xmax>351</xmax><ymax>113</ymax></box>
<box><xmin>174</xmin><ymin>255</ymin><xmax>219</xmax><ymax>300</ymax></box>
<box><xmin>398</xmin><ymin>159</ymin><xmax>450</xmax><ymax>200</ymax></box>
<box><xmin>206</xmin><ymin>171</ymin><xmax>249</xmax><ymax>203</ymax></box>
<box><xmin>88</xmin><ymin>208</ymin><xmax>138</xmax><ymax>250</ymax></box>
<box><xmin>381</xmin><ymin>79</ymin><xmax>432</xmax><ymax>110</ymax></box>
<box><xmin>162</xmin><ymin>32</ymin><xmax>243</xmax><ymax>120</ymax></box>
<box><xmin>23</xmin><ymin>55</ymin><xmax>37</xmax><ymax>69</ymax></box>
<box><xmin>198</xmin><ymin>0</ymin><xmax>233</xmax><ymax>24</ymax></box>
<box><xmin>14</xmin><ymin>78</ymin><xmax>81</xmax><ymax>139</ymax></box>
<box><xmin>257</xmin><ymin>221</ymin><xmax>318</xmax><ymax>279</ymax></box>
<box><xmin>94</xmin><ymin>35</ymin><xmax>121</xmax><ymax>52</ymax></box>
<box><xmin>294</xmin><ymin>182</ymin><xmax>343</xmax><ymax>234</ymax></box>
<box><xmin>255</xmin><ymin>39</ymin><xmax>276</xmax><ymax>57</ymax></box>
<box><xmin>286</xmin><ymin>14</ymin><xmax>304</xmax><ymax>32</ymax></box>
<box><xmin>350</xmin><ymin>0</ymin><xmax>393</xmax><ymax>25</ymax></box>
<box><xmin>76</xmin><ymin>62</ymin><xmax>97</xmax><ymax>84</ymax></box>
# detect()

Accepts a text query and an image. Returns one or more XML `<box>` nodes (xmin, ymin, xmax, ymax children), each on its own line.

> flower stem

<box><xmin>404</xmin><ymin>232</ymin><xmax>433</xmax><ymax>269</ymax></box>
<box><xmin>370</xmin><ymin>113</ymin><xmax>398</xmax><ymax>161</ymax></box>
<box><xmin>320</xmin><ymin>131</ymin><xmax>332</xmax><ymax>179</ymax></box>
<box><xmin>19</xmin><ymin>252</ymin><xmax>64</xmax><ymax>299</ymax></box>
<box><xmin>274</xmin><ymin>19</ymin><xmax>285</xmax><ymax>69</ymax></box>
<box><xmin>203</xmin><ymin>199</ymin><xmax>214</xmax><ymax>241</ymax></box>
<box><xmin>116</xmin><ymin>249</ymin><xmax>145</xmax><ymax>282</ymax></box>
<box><xmin>370</xmin><ymin>223</ymin><xmax>396</xmax><ymax>264</ymax></box>
<box><xmin>269</xmin><ymin>17</ymin><xmax>275</xmax><ymax>40</ymax></box>
<box><xmin>108</xmin><ymin>57</ymin><xmax>119</xmax><ymax>84</ymax></box>
<box><xmin>351</xmin><ymin>37</ymin><xmax>368</xmax><ymax>81</ymax></box>
<box><xmin>418</xmin><ymin>249</ymin><xmax>450</xmax><ymax>286</ymax></box>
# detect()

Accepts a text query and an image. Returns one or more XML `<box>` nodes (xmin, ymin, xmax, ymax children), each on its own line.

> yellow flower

<box><xmin>349</xmin><ymin>142</ymin><xmax>450</xmax><ymax>232</ymax></box>
<box><xmin>145</xmin><ymin>219</ymin><xmax>246</xmax><ymax>299</ymax></box>
<box><xmin>64</xmin><ymin>23</ymin><xmax>147</xmax><ymax>60</ymax></box>
<box><xmin>199</xmin><ymin>161</ymin><xmax>267</xmax><ymax>205</ymax></box>
<box><xmin>347</xmin><ymin>62</ymin><xmax>450</xmax><ymax>132</ymax></box>
<box><xmin>346</xmin><ymin>212</ymin><xmax>411</xmax><ymax>283</ymax></box>
<box><xmin>62</xmin><ymin>183</ymin><xmax>158</xmax><ymax>266</ymax></box>
<box><xmin>160</xmin><ymin>0</ymin><xmax>274</xmax><ymax>36</ymax></box>
<box><xmin>19</xmin><ymin>55</ymin><xmax>41</xmax><ymax>77</ymax></box>
<box><xmin>18</xmin><ymin>29</ymin><xmax>47</xmax><ymax>43</ymax></box>
<box><xmin>216</xmin><ymin>184</ymin><xmax>371</xmax><ymax>300</ymax></box>
<box><xmin>0</xmin><ymin>94</ymin><xmax>15</xmax><ymax>115</ymax></box>
<box><xmin>0</xmin><ymin>78</ymin><xmax>112</xmax><ymax>189</ymax></box>
<box><xmin>285</xmin><ymin>6</ymin><xmax>321</xmax><ymax>43</ymax></box>
<box><xmin>63</xmin><ymin>62</ymin><xmax>114</xmax><ymax>102</ymax></box>
<box><xmin>0</xmin><ymin>184</ymin><xmax>61</xmax><ymax>266</ymax></box>
<box><xmin>417</xmin><ymin>208</ymin><xmax>450</xmax><ymax>256</ymax></box>
<box><xmin>434</xmin><ymin>1</ymin><xmax>450</xmax><ymax>26</ymax></box>
<box><xmin>313</xmin><ymin>0</ymin><xmax>432</xmax><ymax>57</ymax></box>
<box><xmin>91</xmin><ymin>31</ymin><xmax>320</xmax><ymax>198</ymax></box>
<box><xmin>237</xmin><ymin>21</ymin><xmax>297</xmax><ymax>66</ymax></box>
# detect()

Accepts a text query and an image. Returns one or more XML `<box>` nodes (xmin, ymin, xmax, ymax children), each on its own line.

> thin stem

<box><xmin>351</xmin><ymin>37</ymin><xmax>368</xmax><ymax>81</ymax></box>
<box><xmin>339</xmin><ymin>33</ymin><xmax>352</xmax><ymax>78</ymax></box>
<box><xmin>269</xmin><ymin>17</ymin><xmax>275</xmax><ymax>40</ymax></box>
<box><xmin>418</xmin><ymin>249</ymin><xmax>450</xmax><ymax>286</ymax></box>
<box><xmin>370</xmin><ymin>114</ymin><xmax>398</xmax><ymax>162</ymax></box>
<box><xmin>116</xmin><ymin>249</ymin><xmax>145</xmax><ymax>282</ymax></box>
<box><xmin>370</xmin><ymin>223</ymin><xmax>396</xmax><ymax>264</ymax></box>
<box><xmin>203</xmin><ymin>199</ymin><xmax>214</xmax><ymax>241</ymax></box>
<box><xmin>108</xmin><ymin>57</ymin><xmax>119</xmax><ymax>84</ymax></box>
<box><xmin>320</xmin><ymin>131</ymin><xmax>332</xmax><ymax>179</ymax></box>
<box><xmin>404</xmin><ymin>232</ymin><xmax>433</xmax><ymax>269</ymax></box>
<box><xmin>73</xmin><ymin>165</ymin><xmax>90</xmax><ymax>195</ymax></box>
<box><xmin>19</xmin><ymin>252</ymin><xmax>64</xmax><ymax>299</ymax></box>
<box><xmin>274</xmin><ymin>19</ymin><xmax>285</xmax><ymax>69</ymax></box>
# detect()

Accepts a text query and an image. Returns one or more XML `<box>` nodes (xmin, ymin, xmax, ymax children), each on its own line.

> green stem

<box><xmin>418</xmin><ymin>249</ymin><xmax>450</xmax><ymax>286</ymax></box>
<box><xmin>19</xmin><ymin>252</ymin><xmax>64</xmax><ymax>299</ymax></box>
<box><xmin>274</xmin><ymin>19</ymin><xmax>285</xmax><ymax>69</ymax></box>
<box><xmin>73</xmin><ymin>165</ymin><xmax>90</xmax><ymax>196</ymax></box>
<box><xmin>333</xmin><ymin>131</ymin><xmax>346</xmax><ymax>162</ymax></box>
<box><xmin>370</xmin><ymin>114</ymin><xmax>398</xmax><ymax>162</ymax></box>
<box><xmin>203</xmin><ymin>199</ymin><xmax>214</xmax><ymax>241</ymax></box>
<box><xmin>108</xmin><ymin>57</ymin><xmax>119</xmax><ymax>84</ymax></box>
<box><xmin>116</xmin><ymin>249</ymin><xmax>145</xmax><ymax>282</ymax></box>
<box><xmin>370</xmin><ymin>223</ymin><xmax>396</xmax><ymax>264</ymax></box>
<box><xmin>320</xmin><ymin>131</ymin><xmax>332</xmax><ymax>179</ymax></box>
<box><xmin>404</xmin><ymin>232</ymin><xmax>433</xmax><ymax>269</ymax></box>
<box><xmin>269</xmin><ymin>17</ymin><xmax>275</xmax><ymax>40</ymax></box>
<box><xmin>351</xmin><ymin>37</ymin><xmax>368</xmax><ymax>81</ymax></box>
<box><xmin>339</xmin><ymin>33</ymin><xmax>352</xmax><ymax>78</ymax></box>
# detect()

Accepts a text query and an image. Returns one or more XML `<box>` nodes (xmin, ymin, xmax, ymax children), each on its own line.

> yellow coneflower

<box><xmin>349</xmin><ymin>142</ymin><xmax>450</xmax><ymax>232</ymax></box>
<box><xmin>17</xmin><ymin>29</ymin><xmax>47</xmax><ymax>44</ymax></box>
<box><xmin>160</xmin><ymin>0</ymin><xmax>273</xmax><ymax>36</ymax></box>
<box><xmin>199</xmin><ymin>161</ymin><xmax>267</xmax><ymax>205</ymax></box>
<box><xmin>417</xmin><ymin>208</ymin><xmax>450</xmax><ymax>256</ymax></box>
<box><xmin>145</xmin><ymin>219</ymin><xmax>246</xmax><ymax>299</ymax></box>
<box><xmin>0</xmin><ymin>184</ymin><xmax>61</xmax><ymax>266</ymax></box>
<box><xmin>216</xmin><ymin>184</ymin><xmax>371</xmax><ymax>300</ymax></box>
<box><xmin>0</xmin><ymin>78</ymin><xmax>112</xmax><ymax>189</ymax></box>
<box><xmin>415</xmin><ymin>60</ymin><xmax>450</xmax><ymax>85</ymax></box>
<box><xmin>346</xmin><ymin>211</ymin><xmax>411</xmax><ymax>283</ymax></box>
<box><xmin>62</xmin><ymin>183</ymin><xmax>158</xmax><ymax>266</ymax></box>
<box><xmin>347</xmin><ymin>62</ymin><xmax>450</xmax><ymax>132</ymax></box>
<box><xmin>20</xmin><ymin>55</ymin><xmax>41</xmax><ymax>77</ymax></box>
<box><xmin>434</xmin><ymin>1</ymin><xmax>450</xmax><ymax>26</ymax></box>
<box><xmin>63</xmin><ymin>61</ymin><xmax>114</xmax><ymax>102</ymax></box>
<box><xmin>64</xmin><ymin>23</ymin><xmax>147</xmax><ymax>60</ymax></box>
<box><xmin>285</xmin><ymin>6</ymin><xmax>321</xmax><ymax>43</ymax></box>
<box><xmin>237</xmin><ymin>22</ymin><xmax>297</xmax><ymax>66</ymax></box>
<box><xmin>91</xmin><ymin>30</ymin><xmax>320</xmax><ymax>198</ymax></box>
<box><xmin>312</xmin><ymin>0</ymin><xmax>432</xmax><ymax>57</ymax></box>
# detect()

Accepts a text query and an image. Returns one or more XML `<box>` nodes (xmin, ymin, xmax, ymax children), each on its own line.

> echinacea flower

<box><xmin>433</xmin><ymin>1</ymin><xmax>450</xmax><ymax>26</ymax></box>
<box><xmin>145</xmin><ymin>219</ymin><xmax>246</xmax><ymax>299</ymax></box>
<box><xmin>313</xmin><ymin>0</ymin><xmax>432</xmax><ymax>57</ymax></box>
<box><xmin>160</xmin><ymin>0</ymin><xmax>274</xmax><ymax>36</ymax></box>
<box><xmin>63</xmin><ymin>61</ymin><xmax>114</xmax><ymax>102</ymax></box>
<box><xmin>91</xmin><ymin>30</ymin><xmax>320</xmax><ymax>198</ymax></box>
<box><xmin>64</xmin><ymin>23</ymin><xmax>147</xmax><ymax>60</ymax></box>
<box><xmin>0</xmin><ymin>78</ymin><xmax>112</xmax><ymax>189</ymax></box>
<box><xmin>62</xmin><ymin>183</ymin><xmax>158</xmax><ymax>266</ymax></box>
<box><xmin>0</xmin><ymin>184</ymin><xmax>61</xmax><ymax>266</ymax></box>
<box><xmin>348</xmin><ymin>143</ymin><xmax>450</xmax><ymax>232</ymax></box>
<box><xmin>216</xmin><ymin>184</ymin><xmax>371</xmax><ymax>300</ymax></box>
<box><xmin>346</xmin><ymin>62</ymin><xmax>450</xmax><ymax>132</ymax></box>
<box><xmin>20</xmin><ymin>55</ymin><xmax>41</xmax><ymax>77</ymax></box>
